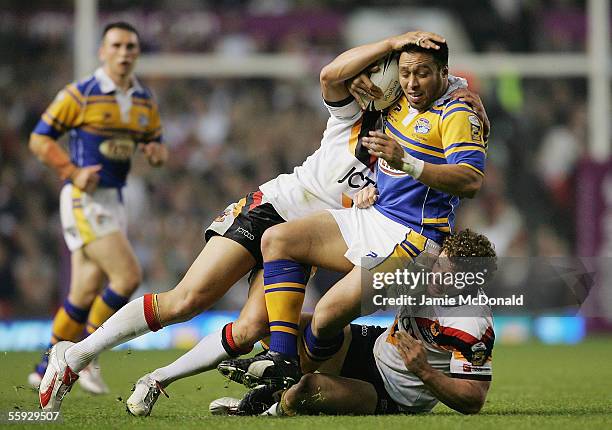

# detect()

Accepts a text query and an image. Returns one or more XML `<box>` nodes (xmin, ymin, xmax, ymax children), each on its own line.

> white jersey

<box><xmin>373</xmin><ymin>299</ymin><xmax>494</xmax><ymax>413</ymax></box>
<box><xmin>259</xmin><ymin>98</ymin><xmax>378</xmax><ymax>221</ymax></box>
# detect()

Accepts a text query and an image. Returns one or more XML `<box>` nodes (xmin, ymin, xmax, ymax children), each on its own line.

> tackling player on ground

<box><xmin>29</xmin><ymin>22</ymin><xmax>167</xmax><ymax>394</ymax></box>
<box><xmin>214</xmin><ymin>229</ymin><xmax>497</xmax><ymax>416</ymax></box>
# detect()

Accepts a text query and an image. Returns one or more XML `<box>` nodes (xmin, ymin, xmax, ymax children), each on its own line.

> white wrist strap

<box><xmin>401</xmin><ymin>153</ymin><xmax>425</xmax><ymax>179</ymax></box>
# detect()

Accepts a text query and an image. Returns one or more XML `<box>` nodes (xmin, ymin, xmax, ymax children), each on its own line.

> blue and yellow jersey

<box><xmin>32</xmin><ymin>68</ymin><xmax>163</xmax><ymax>188</ymax></box>
<box><xmin>374</xmin><ymin>93</ymin><xmax>487</xmax><ymax>244</ymax></box>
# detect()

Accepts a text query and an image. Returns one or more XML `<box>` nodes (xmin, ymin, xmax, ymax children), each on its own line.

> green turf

<box><xmin>1</xmin><ymin>338</ymin><xmax>611</xmax><ymax>429</ymax></box>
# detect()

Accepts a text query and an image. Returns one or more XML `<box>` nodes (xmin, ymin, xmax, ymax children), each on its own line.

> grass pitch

<box><xmin>1</xmin><ymin>338</ymin><xmax>611</xmax><ymax>429</ymax></box>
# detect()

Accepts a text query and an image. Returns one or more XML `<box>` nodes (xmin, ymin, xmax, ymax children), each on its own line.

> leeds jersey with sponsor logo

<box><xmin>373</xmin><ymin>299</ymin><xmax>494</xmax><ymax>412</ymax></box>
<box><xmin>33</xmin><ymin>68</ymin><xmax>163</xmax><ymax>188</ymax></box>
<box><xmin>259</xmin><ymin>97</ymin><xmax>380</xmax><ymax>221</ymax></box>
<box><xmin>373</xmin><ymin>85</ymin><xmax>486</xmax><ymax>244</ymax></box>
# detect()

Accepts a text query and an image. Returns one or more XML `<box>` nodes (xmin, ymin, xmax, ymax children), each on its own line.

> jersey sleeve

<box><xmin>323</xmin><ymin>95</ymin><xmax>362</xmax><ymax>123</ymax></box>
<box><xmin>142</xmin><ymin>97</ymin><xmax>163</xmax><ymax>144</ymax></box>
<box><xmin>32</xmin><ymin>83</ymin><xmax>83</xmax><ymax>139</ymax></box>
<box><xmin>440</xmin><ymin>101</ymin><xmax>486</xmax><ymax>176</ymax></box>
<box><xmin>435</xmin><ymin>316</ymin><xmax>494</xmax><ymax>381</ymax></box>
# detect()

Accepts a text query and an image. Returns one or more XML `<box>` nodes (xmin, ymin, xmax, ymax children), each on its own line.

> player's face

<box><xmin>99</xmin><ymin>28</ymin><xmax>140</xmax><ymax>80</ymax></box>
<box><xmin>398</xmin><ymin>51</ymin><xmax>448</xmax><ymax>112</ymax></box>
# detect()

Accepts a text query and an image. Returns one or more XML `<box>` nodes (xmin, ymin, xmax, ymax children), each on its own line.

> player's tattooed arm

<box><xmin>394</xmin><ymin>331</ymin><xmax>490</xmax><ymax>415</ymax></box>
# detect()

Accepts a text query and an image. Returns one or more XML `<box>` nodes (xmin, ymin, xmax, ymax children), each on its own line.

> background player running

<box><xmin>28</xmin><ymin>22</ymin><xmax>167</xmax><ymax>394</ymax></box>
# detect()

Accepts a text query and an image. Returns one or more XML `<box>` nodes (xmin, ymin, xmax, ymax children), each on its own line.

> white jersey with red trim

<box><xmin>373</xmin><ymin>298</ymin><xmax>494</xmax><ymax>413</ymax></box>
<box><xmin>259</xmin><ymin>98</ymin><xmax>378</xmax><ymax>221</ymax></box>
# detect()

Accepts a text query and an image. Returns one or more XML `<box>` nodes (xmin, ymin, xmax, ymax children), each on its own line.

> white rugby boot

<box><xmin>126</xmin><ymin>374</ymin><xmax>168</xmax><ymax>417</ymax></box>
<box><xmin>38</xmin><ymin>341</ymin><xmax>79</xmax><ymax>411</ymax></box>
<box><xmin>209</xmin><ymin>397</ymin><xmax>241</xmax><ymax>415</ymax></box>
<box><xmin>78</xmin><ymin>357</ymin><xmax>110</xmax><ymax>394</ymax></box>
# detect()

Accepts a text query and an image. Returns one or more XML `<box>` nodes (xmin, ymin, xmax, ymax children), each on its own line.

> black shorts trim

<box><xmin>205</xmin><ymin>190</ymin><xmax>285</xmax><ymax>269</ymax></box>
<box><xmin>340</xmin><ymin>324</ymin><xmax>401</xmax><ymax>415</ymax></box>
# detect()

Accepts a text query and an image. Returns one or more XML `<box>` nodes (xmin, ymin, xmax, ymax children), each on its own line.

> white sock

<box><xmin>150</xmin><ymin>331</ymin><xmax>230</xmax><ymax>387</ymax></box>
<box><xmin>65</xmin><ymin>297</ymin><xmax>152</xmax><ymax>372</ymax></box>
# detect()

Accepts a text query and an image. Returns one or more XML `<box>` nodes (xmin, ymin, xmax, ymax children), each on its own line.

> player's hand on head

<box><xmin>354</xmin><ymin>185</ymin><xmax>378</xmax><ymax>209</ymax></box>
<box><xmin>394</xmin><ymin>331</ymin><xmax>430</xmax><ymax>377</ymax></box>
<box><xmin>348</xmin><ymin>65</ymin><xmax>383</xmax><ymax>110</ymax></box>
<box><xmin>362</xmin><ymin>131</ymin><xmax>405</xmax><ymax>170</ymax></box>
<box><xmin>139</xmin><ymin>142</ymin><xmax>167</xmax><ymax>167</ymax></box>
<box><xmin>71</xmin><ymin>164</ymin><xmax>102</xmax><ymax>194</ymax></box>
<box><xmin>450</xmin><ymin>89</ymin><xmax>490</xmax><ymax>139</ymax></box>
<box><xmin>389</xmin><ymin>31</ymin><xmax>446</xmax><ymax>51</ymax></box>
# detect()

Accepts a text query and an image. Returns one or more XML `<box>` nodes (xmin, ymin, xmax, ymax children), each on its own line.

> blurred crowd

<box><xmin>0</xmin><ymin>0</ymin><xmax>591</xmax><ymax>317</ymax></box>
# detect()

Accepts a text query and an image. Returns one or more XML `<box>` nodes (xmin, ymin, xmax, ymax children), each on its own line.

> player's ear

<box><xmin>440</xmin><ymin>65</ymin><xmax>449</xmax><ymax>78</ymax></box>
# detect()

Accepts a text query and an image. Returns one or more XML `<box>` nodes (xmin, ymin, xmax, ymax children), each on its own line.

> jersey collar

<box><xmin>94</xmin><ymin>67</ymin><xmax>143</xmax><ymax>95</ymax></box>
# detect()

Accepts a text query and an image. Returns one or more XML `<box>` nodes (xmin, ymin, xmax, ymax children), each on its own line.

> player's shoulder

<box><xmin>71</xmin><ymin>74</ymin><xmax>104</xmax><ymax>97</ymax></box>
<box><xmin>440</xmin><ymin>98</ymin><xmax>475</xmax><ymax>116</ymax></box>
<box><xmin>438</xmin><ymin>310</ymin><xmax>494</xmax><ymax>345</ymax></box>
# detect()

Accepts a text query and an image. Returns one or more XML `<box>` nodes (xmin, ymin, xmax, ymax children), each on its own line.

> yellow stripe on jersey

<box><xmin>444</xmin><ymin>146</ymin><xmax>486</xmax><ymax>156</ymax></box>
<box><xmin>423</xmin><ymin>217</ymin><xmax>449</xmax><ymax>224</ymax></box>
<box><xmin>71</xmin><ymin>186</ymin><xmax>96</xmax><ymax>244</ymax></box>
<box><xmin>348</xmin><ymin>118</ymin><xmax>362</xmax><ymax>156</ymax></box>
<box><xmin>387</xmin><ymin>128</ymin><xmax>446</xmax><ymax>159</ymax></box>
<box><xmin>458</xmin><ymin>163</ymin><xmax>485</xmax><ymax>176</ymax></box>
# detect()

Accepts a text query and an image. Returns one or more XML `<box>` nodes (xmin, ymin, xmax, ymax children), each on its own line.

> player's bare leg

<box><xmin>218</xmin><ymin>211</ymin><xmax>352</xmax><ymax>389</ymax></box>
<box><xmin>127</xmin><ymin>270</ymin><xmax>268</xmax><ymax>416</ymax></box>
<box><xmin>40</xmin><ymin>236</ymin><xmax>257</xmax><ymax>411</ymax></box>
<box><xmin>278</xmin><ymin>373</ymin><xmax>378</xmax><ymax>415</ymax></box>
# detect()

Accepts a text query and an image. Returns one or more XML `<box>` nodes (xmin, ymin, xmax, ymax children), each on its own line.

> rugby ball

<box><xmin>358</xmin><ymin>53</ymin><xmax>402</xmax><ymax>111</ymax></box>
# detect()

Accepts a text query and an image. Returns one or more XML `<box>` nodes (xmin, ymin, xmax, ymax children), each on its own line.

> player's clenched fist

<box><xmin>362</xmin><ymin>131</ymin><xmax>405</xmax><ymax>169</ymax></box>
<box><xmin>394</xmin><ymin>331</ymin><xmax>431</xmax><ymax>378</ymax></box>
<box><xmin>354</xmin><ymin>185</ymin><xmax>378</xmax><ymax>209</ymax></box>
<box><xmin>71</xmin><ymin>164</ymin><xmax>102</xmax><ymax>194</ymax></box>
<box><xmin>139</xmin><ymin>142</ymin><xmax>168</xmax><ymax>167</ymax></box>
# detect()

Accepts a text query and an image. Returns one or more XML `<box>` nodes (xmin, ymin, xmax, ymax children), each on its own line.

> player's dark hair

<box><xmin>442</xmin><ymin>229</ymin><xmax>497</xmax><ymax>283</ymax></box>
<box><xmin>402</xmin><ymin>41</ymin><xmax>449</xmax><ymax>70</ymax></box>
<box><xmin>102</xmin><ymin>21</ymin><xmax>140</xmax><ymax>41</ymax></box>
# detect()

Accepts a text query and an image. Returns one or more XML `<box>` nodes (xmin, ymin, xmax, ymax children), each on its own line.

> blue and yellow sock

<box><xmin>264</xmin><ymin>260</ymin><xmax>307</xmax><ymax>359</ymax></box>
<box><xmin>85</xmin><ymin>287</ymin><xmax>129</xmax><ymax>335</ymax></box>
<box><xmin>36</xmin><ymin>299</ymin><xmax>89</xmax><ymax>375</ymax></box>
<box><xmin>302</xmin><ymin>322</ymin><xmax>344</xmax><ymax>362</ymax></box>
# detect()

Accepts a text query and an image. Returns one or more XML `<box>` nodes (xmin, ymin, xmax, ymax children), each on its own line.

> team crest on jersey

<box><xmin>468</xmin><ymin>115</ymin><xmax>482</xmax><ymax>141</ymax></box>
<box><xmin>414</xmin><ymin>118</ymin><xmax>431</xmax><ymax>134</ymax></box>
<box><xmin>99</xmin><ymin>138</ymin><xmax>135</xmax><ymax>161</ymax></box>
<box><xmin>470</xmin><ymin>341</ymin><xmax>487</xmax><ymax>366</ymax></box>
<box><xmin>138</xmin><ymin>114</ymin><xmax>149</xmax><ymax>128</ymax></box>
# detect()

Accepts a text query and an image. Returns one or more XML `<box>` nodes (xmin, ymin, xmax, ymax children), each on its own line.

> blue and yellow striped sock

<box><xmin>264</xmin><ymin>259</ymin><xmax>307</xmax><ymax>359</ymax></box>
<box><xmin>302</xmin><ymin>322</ymin><xmax>344</xmax><ymax>362</ymax></box>
<box><xmin>36</xmin><ymin>299</ymin><xmax>89</xmax><ymax>375</ymax></box>
<box><xmin>86</xmin><ymin>287</ymin><xmax>129</xmax><ymax>336</ymax></box>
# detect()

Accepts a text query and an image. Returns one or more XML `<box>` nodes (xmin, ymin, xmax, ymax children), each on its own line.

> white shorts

<box><xmin>328</xmin><ymin>206</ymin><xmax>441</xmax><ymax>270</ymax></box>
<box><xmin>59</xmin><ymin>183</ymin><xmax>126</xmax><ymax>251</ymax></box>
